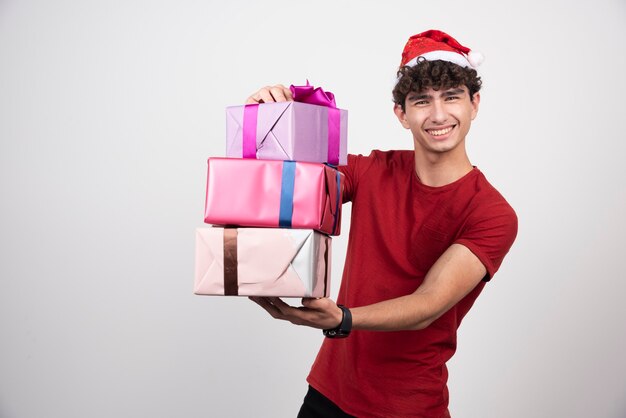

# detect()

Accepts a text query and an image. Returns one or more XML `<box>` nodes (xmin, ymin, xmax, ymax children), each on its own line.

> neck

<box><xmin>413</xmin><ymin>147</ymin><xmax>473</xmax><ymax>187</ymax></box>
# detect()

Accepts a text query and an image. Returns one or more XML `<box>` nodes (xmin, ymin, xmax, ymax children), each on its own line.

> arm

<box><xmin>245</xmin><ymin>85</ymin><xmax>485</xmax><ymax>331</ymax></box>
<box><xmin>351</xmin><ymin>243</ymin><xmax>486</xmax><ymax>330</ymax></box>
<box><xmin>250</xmin><ymin>243</ymin><xmax>486</xmax><ymax>331</ymax></box>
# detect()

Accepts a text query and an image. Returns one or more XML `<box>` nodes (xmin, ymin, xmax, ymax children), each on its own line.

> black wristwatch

<box><xmin>323</xmin><ymin>305</ymin><xmax>352</xmax><ymax>338</ymax></box>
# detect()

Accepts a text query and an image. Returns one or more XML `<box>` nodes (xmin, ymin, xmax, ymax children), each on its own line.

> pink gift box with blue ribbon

<box><xmin>204</xmin><ymin>157</ymin><xmax>343</xmax><ymax>236</ymax></box>
<box><xmin>225</xmin><ymin>82</ymin><xmax>348</xmax><ymax>165</ymax></box>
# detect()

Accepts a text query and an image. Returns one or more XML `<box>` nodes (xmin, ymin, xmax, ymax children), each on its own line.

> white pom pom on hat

<box><xmin>400</xmin><ymin>29</ymin><xmax>484</xmax><ymax>70</ymax></box>
<box><xmin>467</xmin><ymin>50</ymin><xmax>485</xmax><ymax>68</ymax></box>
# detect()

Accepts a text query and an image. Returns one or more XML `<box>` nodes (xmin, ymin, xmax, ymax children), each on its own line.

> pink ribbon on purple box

<box><xmin>290</xmin><ymin>81</ymin><xmax>337</xmax><ymax>108</ymax></box>
<box><xmin>242</xmin><ymin>82</ymin><xmax>341</xmax><ymax>166</ymax></box>
<box><xmin>242</xmin><ymin>104</ymin><xmax>259</xmax><ymax>160</ymax></box>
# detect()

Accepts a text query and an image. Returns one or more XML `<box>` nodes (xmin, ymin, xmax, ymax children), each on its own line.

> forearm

<box><xmin>250</xmin><ymin>245</ymin><xmax>485</xmax><ymax>333</ymax></box>
<box><xmin>350</xmin><ymin>244</ymin><xmax>487</xmax><ymax>332</ymax></box>
<box><xmin>350</xmin><ymin>293</ymin><xmax>440</xmax><ymax>331</ymax></box>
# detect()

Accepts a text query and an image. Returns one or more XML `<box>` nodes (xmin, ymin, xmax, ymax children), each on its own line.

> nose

<box><xmin>430</xmin><ymin>99</ymin><xmax>447</xmax><ymax>124</ymax></box>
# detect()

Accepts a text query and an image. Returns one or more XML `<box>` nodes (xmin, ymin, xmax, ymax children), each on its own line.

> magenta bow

<box><xmin>290</xmin><ymin>81</ymin><xmax>337</xmax><ymax>108</ymax></box>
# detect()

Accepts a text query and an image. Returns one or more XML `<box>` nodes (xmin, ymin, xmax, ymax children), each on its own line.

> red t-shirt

<box><xmin>307</xmin><ymin>150</ymin><xmax>518</xmax><ymax>417</ymax></box>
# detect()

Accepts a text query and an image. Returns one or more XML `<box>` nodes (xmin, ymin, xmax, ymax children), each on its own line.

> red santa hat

<box><xmin>400</xmin><ymin>29</ymin><xmax>484</xmax><ymax>69</ymax></box>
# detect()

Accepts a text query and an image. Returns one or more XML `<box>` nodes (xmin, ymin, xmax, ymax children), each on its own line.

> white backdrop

<box><xmin>1</xmin><ymin>1</ymin><xmax>625</xmax><ymax>417</ymax></box>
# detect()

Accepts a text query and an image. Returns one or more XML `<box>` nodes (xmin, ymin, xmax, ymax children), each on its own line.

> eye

<box><xmin>445</xmin><ymin>96</ymin><xmax>459</xmax><ymax>101</ymax></box>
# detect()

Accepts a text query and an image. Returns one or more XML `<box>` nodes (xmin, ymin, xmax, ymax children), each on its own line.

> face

<box><xmin>394</xmin><ymin>86</ymin><xmax>480</xmax><ymax>158</ymax></box>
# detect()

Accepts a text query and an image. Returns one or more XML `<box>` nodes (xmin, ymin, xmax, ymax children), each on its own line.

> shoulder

<box><xmin>369</xmin><ymin>149</ymin><xmax>413</xmax><ymax>165</ymax></box>
<box><xmin>345</xmin><ymin>149</ymin><xmax>414</xmax><ymax>172</ymax></box>
<box><xmin>461</xmin><ymin>170</ymin><xmax>518</xmax><ymax>240</ymax></box>
<box><xmin>472</xmin><ymin>171</ymin><xmax>517</xmax><ymax>217</ymax></box>
<box><xmin>339</xmin><ymin>150</ymin><xmax>414</xmax><ymax>202</ymax></box>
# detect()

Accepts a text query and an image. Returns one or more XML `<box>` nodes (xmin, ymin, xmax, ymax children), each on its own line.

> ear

<box><xmin>470</xmin><ymin>92</ymin><xmax>481</xmax><ymax>120</ymax></box>
<box><xmin>393</xmin><ymin>104</ymin><xmax>410</xmax><ymax>129</ymax></box>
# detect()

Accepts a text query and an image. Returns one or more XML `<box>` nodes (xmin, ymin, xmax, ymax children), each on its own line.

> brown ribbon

<box><xmin>223</xmin><ymin>228</ymin><xmax>238</xmax><ymax>296</ymax></box>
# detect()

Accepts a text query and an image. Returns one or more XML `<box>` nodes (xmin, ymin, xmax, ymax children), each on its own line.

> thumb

<box><xmin>301</xmin><ymin>297</ymin><xmax>327</xmax><ymax>308</ymax></box>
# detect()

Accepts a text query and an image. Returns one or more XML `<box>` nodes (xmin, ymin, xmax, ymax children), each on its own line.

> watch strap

<box><xmin>323</xmin><ymin>305</ymin><xmax>352</xmax><ymax>338</ymax></box>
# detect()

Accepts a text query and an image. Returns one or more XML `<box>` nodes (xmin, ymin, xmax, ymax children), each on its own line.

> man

<box><xmin>247</xmin><ymin>30</ymin><xmax>518</xmax><ymax>418</ymax></box>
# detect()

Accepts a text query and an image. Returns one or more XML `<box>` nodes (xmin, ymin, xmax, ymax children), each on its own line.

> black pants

<box><xmin>297</xmin><ymin>385</ymin><xmax>355</xmax><ymax>418</ymax></box>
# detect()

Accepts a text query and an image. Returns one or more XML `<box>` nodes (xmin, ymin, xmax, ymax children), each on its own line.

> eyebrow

<box><xmin>408</xmin><ymin>92</ymin><xmax>431</xmax><ymax>101</ymax></box>
<box><xmin>441</xmin><ymin>88</ymin><xmax>466</xmax><ymax>97</ymax></box>
<box><xmin>408</xmin><ymin>88</ymin><xmax>466</xmax><ymax>101</ymax></box>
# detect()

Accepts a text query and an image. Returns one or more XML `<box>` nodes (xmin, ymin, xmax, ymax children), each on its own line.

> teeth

<box><xmin>428</xmin><ymin>126</ymin><xmax>453</xmax><ymax>136</ymax></box>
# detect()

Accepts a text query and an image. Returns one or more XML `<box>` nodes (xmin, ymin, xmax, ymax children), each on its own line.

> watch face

<box><xmin>323</xmin><ymin>328</ymin><xmax>350</xmax><ymax>338</ymax></box>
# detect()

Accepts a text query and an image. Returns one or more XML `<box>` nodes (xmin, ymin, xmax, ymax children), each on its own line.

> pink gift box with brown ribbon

<box><xmin>194</xmin><ymin>227</ymin><xmax>331</xmax><ymax>298</ymax></box>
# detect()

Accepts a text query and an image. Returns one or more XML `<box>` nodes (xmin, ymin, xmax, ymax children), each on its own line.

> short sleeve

<box><xmin>337</xmin><ymin>153</ymin><xmax>377</xmax><ymax>204</ymax></box>
<box><xmin>455</xmin><ymin>199</ymin><xmax>518</xmax><ymax>281</ymax></box>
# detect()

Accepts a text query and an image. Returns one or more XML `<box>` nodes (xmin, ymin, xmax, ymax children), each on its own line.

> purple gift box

<box><xmin>225</xmin><ymin>93</ymin><xmax>348</xmax><ymax>165</ymax></box>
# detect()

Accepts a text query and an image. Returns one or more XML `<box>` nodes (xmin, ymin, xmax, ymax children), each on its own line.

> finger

<box><xmin>245</xmin><ymin>88</ymin><xmax>267</xmax><ymax>104</ymax></box>
<box><xmin>258</xmin><ymin>87</ymin><xmax>277</xmax><ymax>103</ymax></box>
<box><xmin>284</xmin><ymin>87</ymin><xmax>293</xmax><ymax>101</ymax></box>
<box><xmin>246</xmin><ymin>84</ymin><xmax>294</xmax><ymax>104</ymax></box>
<box><xmin>245</xmin><ymin>94</ymin><xmax>260</xmax><ymax>104</ymax></box>
<box><xmin>269</xmin><ymin>85</ymin><xmax>291</xmax><ymax>102</ymax></box>
<box><xmin>245</xmin><ymin>87</ymin><xmax>273</xmax><ymax>104</ymax></box>
<box><xmin>250</xmin><ymin>296</ymin><xmax>284</xmax><ymax>319</ymax></box>
<box><xmin>267</xmin><ymin>297</ymin><xmax>293</xmax><ymax>314</ymax></box>
<box><xmin>301</xmin><ymin>297</ymin><xmax>329</xmax><ymax>309</ymax></box>
<box><xmin>267</xmin><ymin>298</ymin><xmax>317</xmax><ymax>326</ymax></box>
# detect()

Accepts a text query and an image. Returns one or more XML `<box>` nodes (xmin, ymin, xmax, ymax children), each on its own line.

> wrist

<box><xmin>323</xmin><ymin>305</ymin><xmax>352</xmax><ymax>338</ymax></box>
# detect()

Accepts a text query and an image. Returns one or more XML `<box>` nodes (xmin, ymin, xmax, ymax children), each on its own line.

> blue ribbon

<box><xmin>331</xmin><ymin>170</ymin><xmax>341</xmax><ymax>235</ymax></box>
<box><xmin>279</xmin><ymin>161</ymin><xmax>296</xmax><ymax>228</ymax></box>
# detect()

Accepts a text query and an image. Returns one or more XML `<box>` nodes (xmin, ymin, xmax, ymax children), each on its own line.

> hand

<box><xmin>249</xmin><ymin>296</ymin><xmax>343</xmax><ymax>330</ymax></box>
<box><xmin>245</xmin><ymin>84</ymin><xmax>293</xmax><ymax>104</ymax></box>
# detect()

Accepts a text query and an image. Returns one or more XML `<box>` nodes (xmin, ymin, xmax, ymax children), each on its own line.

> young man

<box><xmin>247</xmin><ymin>30</ymin><xmax>518</xmax><ymax>418</ymax></box>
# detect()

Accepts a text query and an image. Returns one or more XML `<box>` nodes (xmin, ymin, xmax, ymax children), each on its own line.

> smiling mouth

<box><xmin>426</xmin><ymin>126</ymin><xmax>455</xmax><ymax>137</ymax></box>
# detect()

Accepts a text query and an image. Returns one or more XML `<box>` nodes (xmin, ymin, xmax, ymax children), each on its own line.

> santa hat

<box><xmin>400</xmin><ymin>29</ymin><xmax>484</xmax><ymax>69</ymax></box>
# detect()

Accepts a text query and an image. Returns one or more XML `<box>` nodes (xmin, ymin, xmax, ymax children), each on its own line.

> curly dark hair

<box><xmin>392</xmin><ymin>58</ymin><xmax>482</xmax><ymax>112</ymax></box>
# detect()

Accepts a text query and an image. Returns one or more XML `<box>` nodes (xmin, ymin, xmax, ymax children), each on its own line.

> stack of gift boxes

<box><xmin>194</xmin><ymin>83</ymin><xmax>348</xmax><ymax>298</ymax></box>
